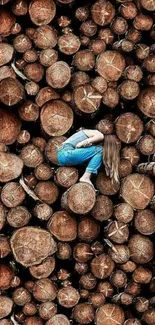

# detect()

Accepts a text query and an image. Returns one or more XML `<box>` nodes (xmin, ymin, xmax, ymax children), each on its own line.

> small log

<box><xmin>102</xmin><ymin>87</ymin><xmax>119</xmax><ymax>107</ymax></box>
<box><xmin>119</xmin><ymin>3</ymin><xmax>137</xmax><ymax>20</ymax></box>
<box><xmin>121</xmin><ymin>146</ymin><xmax>140</xmax><ymax>165</ymax></box>
<box><xmin>79</xmin><ymin>272</ymin><xmax>97</xmax><ymax>289</ymax></box>
<box><xmin>126</xmin><ymin>27</ymin><xmax>142</xmax><ymax>44</ymax></box>
<box><xmin>91</xmin><ymin>253</ymin><xmax>115</xmax><ymax>279</ymax></box>
<box><xmin>98</xmin><ymin>28</ymin><xmax>114</xmax><ymax>44</ymax></box>
<box><xmin>91</xmin><ymin>76</ymin><xmax>108</xmax><ymax>94</ymax></box>
<box><xmin>13</xmin><ymin>34</ymin><xmax>32</xmax><ymax>53</ymax></box>
<box><xmin>45</xmin><ymin>136</ymin><xmax>66</xmax><ymax>165</ymax></box>
<box><xmin>38</xmin><ymin>302</ymin><xmax>57</xmax><ymax>320</ymax></box>
<box><xmin>134</xmin><ymin>209</ymin><xmax>155</xmax><ymax>235</ymax></box>
<box><xmin>35</xmin><ymin>87</ymin><xmax>60</xmax><ymax>107</ymax></box>
<box><xmin>91</xmin><ymin>0</ymin><xmax>115</xmax><ymax>26</ymax></box>
<box><xmin>0</xmin><ymin>262</ymin><xmax>14</xmax><ymax>290</ymax></box>
<box><xmin>128</xmin><ymin>234</ymin><xmax>153</xmax><ymax>264</ymax></box>
<box><xmin>136</xmin><ymin>44</ymin><xmax>150</xmax><ymax>60</ymax></box>
<box><xmin>108</xmin><ymin>244</ymin><xmax>130</xmax><ymax>264</ymax></box>
<box><xmin>73</xmin><ymin>84</ymin><xmax>102</xmax><ymax>114</ymax></box>
<box><xmin>73</xmin><ymin>50</ymin><xmax>95</xmax><ymax>71</ymax></box>
<box><xmin>39</xmin><ymin>49</ymin><xmax>58</xmax><ymax>67</ymax></box>
<box><xmin>41</xmin><ymin>100</ymin><xmax>73</xmax><ymax>136</ymax></box>
<box><xmin>7</xmin><ymin>206</ymin><xmax>31</xmax><ymax>228</ymax></box>
<box><xmin>71</xmin><ymin>71</ymin><xmax>90</xmax><ymax>89</ymax></box>
<box><xmin>0</xmin><ymin>66</ymin><xmax>16</xmax><ymax>82</ymax></box>
<box><xmin>89</xmin><ymin>39</ymin><xmax>106</xmax><ymax>55</ymax></box>
<box><xmin>115</xmin><ymin>113</ymin><xmax>143</xmax><ymax>143</ymax></box>
<box><xmin>111</xmin><ymin>17</ymin><xmax>128</xmax><ymax>35</ymax></box>
<box><xmin>0</xmin><ymin>9</ymin><xmax>15</xmax><ymax>37</ymax></box>
<box><xmin>91</xmin><ymin>194</ymin><xmax>113</xmax><ymax>221</ymax></box>
<box><xmin>32</xmin><ymin>278</ymin><xmax>56</xmax><ymax>302</ymax></box>
<box><xmin>46</xmin><ymin>61</ymin><xmax>71</xmax><ymax>89</ymax></box>
<box><xmin>96</xmin><ymin>118</ymin><xmax>114</xmax><ymax>134</ymax></box>
<box><xmin>29</xmin><ymin>0</ymin><xmax>56</xmax><ymax>26</ymax></box>
<box><xmin>1</xmin><ymin>182</ymin><xmax>26</xmax><ymax>208</ymax></box>
<box><xmin>75</xmin><ymin>6</ymin><xmax>89</xmax><ymax>21</ymax></box>
<box><xmin>0</xmin><ymin>203</ymin><xmax>7</xmax><ymax>231</ymax></box>
<box><xmin>106</xmin><ymin>220</ymin><xmax>129</xmax><ymax>244</ymax></box>
<box><xmin>54</xmin><ymin>166</ymin><xmax>78</xmax><ymax>188</ymax></box>
<box><xmin>24</xmin><ymin>63</ymin><xmax>44</xmax><ymax>82</ymax></box>
<box><xmin>114</xmin><ymin>203</ymin><xmax>134</xmax><ymax>223</ymax></box>
<box><xmin>47</xmin><ymin>210</ymin><xmax>77</xmax><ymax>241</ymax></box>
<box><xmin>78</xmin><ymin>217</ymin><xmax>100</xmax><ymax>242</ymax></box>
<box><xmin>136</xmin><ymin>162</ymin><xmax>155</xmax><ymax>176</ymax></box>
<box><xmin>0</xmin><ymin>78</ymin><xmax>24</xmax><ymax>106</ymax></box>
<box><xmin>140</xmin><ymin>0</ymin><xmax>155</xmax><ymax>11</ymax></box>
<box><xmin>96</xmin><ymin>50</ymin><xmax>126</xmax><ymax>81</ymax></box>
<box><xmin>96</xmin><ymin>172</ymin><xmax>120</xmax><ymax>195</ymax></box>
<box><xmin>137</xmin><ymin>87</ymin><xmax>155</xmax><ymax>118</ymax></box>
<box><xmin>124</xmin><ymin>65</ymin><xmax>143</xmax><ymax>82</ymax></box>
<box><xmin>119</xmin><ymin>80</ymin><xmax>140</xmax><ymax>100</ymax></box>
<box><xmin>80</xmin><ymin>19</ymin><xmax>97</xmax><ymax>37</ymax></box>
<box><xmin>58</xmin><ymin>33</ymin><xmax>81</xmax><ymax>55</ymax></box>
<box><xmin>29</xmin><ymin>257</ymin><xmax>55</xmax><ymax>279</ymax></box>
<box><xmin>13</xmin><ymin>287</ymin><xmax>31</xmax><ymax>306</ymax></box>
<box><xmin>33</xmin><ymin>203</ymin><xmax>53</xmax><ymax>221</ymax></box>
<box><xmin>0</xmin><ymin>153</ymin><xmax>23</xmax><ymax>183</ymax></box>
<box><xmin>57</xmin><ymin>286</ymin><xmax>80</xmax><ymax>308</ymax></box>
<box><xmin>72</xmin><ymin>303</ymin><xmax>95</xmax><ymax>324</ymax></box>
<box><xmin>0</xmin><ymin>236</ymin><xmax>11</xmax><ymax>258</ymax></box>
<box><xmin>0</xmin><ymin>296</ymin><xmax>13</xmax><ymax>319</ymax></box>
<box><xmin>119</xmin><ymin>159</ymin><xmax>132</xmax><ymax>177</ymax></box>
<box><xmin>45</xmin><ymin>315</ymin><xmax>70</xmax><ymax>325</ymax></box>
<box><xmin>34</xmin><ymin>163</ymin><xmax>53</xmax><ymax>180</ymax></box>
<box><xmin>61</xmin><ymin>183</ymin><xmax>96</xmax><ymax>214</ymax></box>
<box><xmin>10</xmin><ymin>226</ymin><xmax>57</xmax><ymax>267</ymax></box>
<box><xmin>95</xmin><ymin>304</ymin><xmax>125</xmax><ymax>325</ymax></box>
<box><xmin>133</xmin><ymin>14</ymin><xmax>153</xmax><ymax>31</ymax></box>
<box><xmin>121</xmin><ymin>173</ymin><xmax>154</xmax><ymax>209</ymax></box>
<box><xmin>73</xmin><ymin>243</ymin><xmax>93</xmax><ymax>263</ymax></box>
<box><xmin>0</xmin><ymin>43</ymin><xmax>14</xmax><ymax>67</ymax></box>
<box><xmin>11</xmin><ymin>0</ymin><xmax>28</xmax><ymax>15</ymax></box>
<box><xmin>33</xmin><ymin>25</ymin><xmax>57</xmax><ymax>49</ymax></box>
<box><xmin>136</xmin><ymin>135</ymin><xmax>155</xmax><ymax>155</ymax></box>
<box><xmin>19</xmin><ymin>101</ymin><xmax>39</xmax><ymax>122</ymax></box>
<box><xmin>20</xmin><ymin>144</ymin><xmax>43</xmax><ymax>168</ymax></box>
<box><xmin>34</xmin><ymin>181</ymin><xmax>59</xmax><ymax>204</ymax></box>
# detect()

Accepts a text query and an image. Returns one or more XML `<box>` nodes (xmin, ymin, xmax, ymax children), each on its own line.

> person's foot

<box><xmin>79</xmin><ymin>176</ymin><xmax>96</xmax><ymax>191</ymax></box>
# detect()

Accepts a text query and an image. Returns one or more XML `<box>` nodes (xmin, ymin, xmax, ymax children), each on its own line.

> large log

<box><xmin>61</xmin><ymin>183</ymin><xmax>96</xmax><ymax>214</ymax></box>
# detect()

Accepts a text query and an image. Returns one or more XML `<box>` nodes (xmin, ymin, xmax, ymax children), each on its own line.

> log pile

<box><xmin>0</xmin><ymin>0</ymin><xmax>154</xmax><ymax>324</ymax></box>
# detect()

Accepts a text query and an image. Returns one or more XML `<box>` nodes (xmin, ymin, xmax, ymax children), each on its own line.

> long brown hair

<box><xmin>103</xmin><ymin>134</ymin><xmax>121</xmax><ymax>186</ymax></box>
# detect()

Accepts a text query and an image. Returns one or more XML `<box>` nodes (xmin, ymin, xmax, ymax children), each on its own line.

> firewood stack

<box><xmin>0</xmin><ymin>0</ymin><xmax>154</xmax><ymax>324</ymax></box>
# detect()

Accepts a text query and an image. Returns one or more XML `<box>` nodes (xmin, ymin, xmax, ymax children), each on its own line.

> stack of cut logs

<box><xmin>0</xmin><ymin>0</ymin><xmax>154</xmax><ymax>324</ymax></box>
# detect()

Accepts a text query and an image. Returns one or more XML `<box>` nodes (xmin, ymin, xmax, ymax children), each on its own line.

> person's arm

<box><xmin>76</xmin><ymin>130</ymin><xmax>104</xmax><ymax>148</ymax></box>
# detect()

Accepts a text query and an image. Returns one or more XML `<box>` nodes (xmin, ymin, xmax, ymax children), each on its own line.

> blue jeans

<box><xmin>56</xmin><ymin>143</ymin><xmax>103</xmax><ymax>175</ymax></box>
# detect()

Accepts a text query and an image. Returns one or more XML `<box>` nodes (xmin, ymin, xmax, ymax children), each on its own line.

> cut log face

<box><xmin>0</xmin><ymin>153</ymin><xmax>23</xmax><ymax>182</ymax></box>
<box><xmin>91</xmin><ymin>253</ymin><xmax>115</xmax><ymax>279</ymax></box>
<box><xmin>0</xmin><ymin>43</ymin><xmax>14</xmax><ymax>67</ymax></box>
<box><xmin>29</xmin><ymin>257</ymin><xmax>55</xmax><ymax>279</ymax></box>
<box><xmin>119</xmin><ymin>80</ymin><xmax>140</xmax><ymax>100</ymax></box>
<box><xmin>1</xmin><ymin>182</ymin><xmax>26</xmax><ymax>208</ymax></box>
<box><xmin>95</xmin><ymin>304</ymin><xmax>125</xmax><ymax>325</ymax></box>
<box><xmin>46</xmin><ymin>61</ymin><xmax>71</xmax><ymax>89</ymax></box>
<box><xmin>128</xmin><ymin>234</ymin><xmax>154</xmax><ymax>264</ymax></box>
<box><xmin>91</xmin><ymin>0</ymin><xmax>115</xmax><ymax>27</ymax></box>
<box><xmin>57</xmin><ymin>286</ymin><xmax>80</xmax><ymax>308</ymax></box>
<box><xmin>0</xmin><ymin>78</ymin><xmax>24</xmax><ymax>106</ymax></box>
<box><xmin>140</xmin><ymin>0</ymin><xmax>155</xmax><ymax>11</ymax></box>
<box><xmin>58</xmin><ymin>33</ymin><xmax>81</xmax><ymax>55</ymax></box>
<box><xmin>29</xmin><ymin>0</ymin><xmax>56</xmax><ymax>26</ymax></box>
<box><xmin>62</xmin><ymin>183</ymin><xmax>96</xmax><ymax>214</ymax></box>
<box><xmin>121</xmin><ymin>173</ymin><xmax>154</xmax><ymax>209</ymax></box>
<box><xmin>96</xmin><ymin>50</ymin><xmax>126</xmax><ymax>81</ymax></box>
<box><xmin>115</xmin><ymin>113</ymin><xmax>144</xmax><ymax>143</ymax></box>
<box><xmin>10</xmin><ymin>226</ymin><xmax>57</xmax><ymax>267</ymax></box>
<box><xmin>96</xmin><ymin>172</ymin><xmax>120</xmax><ymax>195</ymax></box>
<box><xmin>47</xmin><ymin>210</ymin><xmax>77</xmax><ymax>241</ymax></box>
<box><xmin>40</xmin><ymin>100</ymin><xmax>73</xmax><ymax>136</ymax></box>
<box><xmin>0</xmin><ymin>296</ymin><xmax>13</xmax><ymax>319</ymax></box>
<box><xmin>46</xmin><ymin>315</ymin><xmax>70</xmax><ymax>325</ymax></box>
<box><xmin>55</xmin><ymin>166</ymin><xmax>78</xmax><ymax>188</ymax></box>
<box><xmin>33</xmin><ymin>26</ymin><xmax>57</xmax><ymax>49</ymax></box>
<box><xmin>45</xmin><ymin>136</ymin><xmax>67</xmax><ymax>165</ymax></box>
<box><xmin>73</xmin><ymin>84</ymin><xmax>102</xmax><ymax>114</ymax></box>
<box><xmin>137</xmin><ymin>87</ymin><xmax>155</xmax><ymax>118</ymax></box>
<box><xmin>91</xmin><ymin>194</ymin><xmax>113</xmax><ymax>221</ymax></box>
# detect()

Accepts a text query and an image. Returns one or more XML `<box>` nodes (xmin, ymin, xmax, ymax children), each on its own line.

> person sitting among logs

<box><xmin>56</xmin><ymin>128</ymin><xmax>121</xmax><ymax>189</ymax></box>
